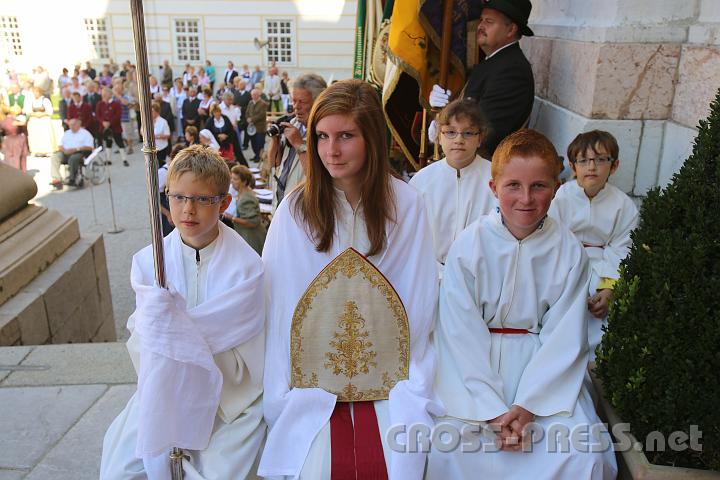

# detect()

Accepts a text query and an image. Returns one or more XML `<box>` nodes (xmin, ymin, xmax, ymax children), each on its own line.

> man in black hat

<box><xmin>430</xmin><ymin>0</ymin><xmax>535</xmax><ymax>158</ymax></box>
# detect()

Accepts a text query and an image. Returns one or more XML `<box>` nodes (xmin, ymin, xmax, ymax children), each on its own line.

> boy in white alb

<box><xmin>549</xmin><ymin>130</ymin><xmax>638</xmax><ymax>356</ymax></box>
<box><xmin>409</xmin><ymin>99</ymin><xmax>496</xmax><ymax>266</ymax></box>
<box><xmin>428</xmin><ymin>130</ymin><xmax>617</xmax><ymax>479</ymax></box>
<box><xmin>101</xmin><ymin>145</ymin><xmax>266</xmax><ymax>479</ymax></box>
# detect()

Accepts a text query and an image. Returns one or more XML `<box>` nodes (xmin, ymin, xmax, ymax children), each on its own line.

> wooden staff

<box><xmin>128</xmin><ymin>0</ymin><xmax>181</xmax><ymax>477</ymax></box>
<box><xmin>433</xmin><ymin>0</ymin><xmax>454</xmax><ymax>162</ymax></box>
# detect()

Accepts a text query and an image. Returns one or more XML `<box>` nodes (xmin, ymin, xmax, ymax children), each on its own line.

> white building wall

<box><xmin>0</xmin><ymin>0</ymin><xmax>357</xmax><ymax>84</ymax></box>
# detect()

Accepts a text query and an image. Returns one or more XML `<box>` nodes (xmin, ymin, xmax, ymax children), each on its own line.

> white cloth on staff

<box><xmin>427</xmin><ymin>212</ymin><xmax>617</xmax><ymax>480</ymax></box>
<box><xmin>549</xmin><ymin>180</ymin><xmax>639</xmax><ymax>350</ymax></box>
<box><xmin>259</xmin><ymin>178</ymin><xmax>443</xmax><ymax>479</ymax></box>
<box><xmin>409</xmin><ymin>155</ymin><xmax>496</xmax><ymax>266</ymax></box>
<box><xmin>101</xmin><ymin>223</ymin><xmax>266</xmax><ymax>480</ymax></box>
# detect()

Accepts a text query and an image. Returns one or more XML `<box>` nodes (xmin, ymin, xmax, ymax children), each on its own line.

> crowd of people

<box><xmin>2</xmin><ymin>1</ymin><xmax>644</xmax><ymax>478</ymax></box>
<box><xmin>100</xmin><ymin>4</ymin><xmax>638</xmax><ymax>478</ymax></box>
<box><xmin>0</xmin><ymin>57</ymin><xmax>293</xmax><ymax>188</ymax></box>
<box><xmin>99</xmin><ymin>76</ymin><xmax>636</xmax><ymax>479</ymax></box>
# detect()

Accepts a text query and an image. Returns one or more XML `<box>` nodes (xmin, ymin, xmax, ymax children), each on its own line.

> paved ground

<box><xmin>0</xmin><ymin>343</ymin><xmax>136</xmax><ymax>479</ymax></box>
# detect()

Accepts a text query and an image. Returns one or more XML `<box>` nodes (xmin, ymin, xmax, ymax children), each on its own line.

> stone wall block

<box><xmin>658</xmin><ymin>121</ymin><xmax>697</xmax><ymax>187</ymax></box>
<box><xmin>593</xmin><ymin>43</ymin><xmax>680</xmax><ymax>120</ymax></box>
<box><xmin>43</xmin><ymin>247</ymin><xmax>95</xmax><ymax>339</ymax></box>
<box><xmin>0</xmin><ymin>315</ymin><xmax>20</xmax><ymax>345</ymax></box>
<box><xmin>91</xmin><ymin>236</ymin><xmax>114</xmax><ymax>331</ymax></box>
<box><xmin>0</xmin><ymin>292</ymin><xmax>49</xmax><ymax>345</ymax></box>
<box><xmin>92</xmin><ymin>320</ymin><xmax>117</xmax><ymax>343</ymax></box>
<box><xmin>634</xmin><ymin>120</ymin><xmax>665</xmax><ymax>196</ymax></box>
<box><xmin>51</xmin><ymin>300</ymin><xmax>91</xmax><ymax>345</ymax></box>
<box><xmin>521</xmin><ymin>36</ymin><xmax>553</xmax><ymax>98</ymax></box>
<box><xmin>547</xmin><ymin>39</ymin><xmax>600</xmax><ymax>117</ymax></box>
<box><xmin>672</xmin><ymin>45</ymin><xmax>720</xmax><ymax>128</ymax></box>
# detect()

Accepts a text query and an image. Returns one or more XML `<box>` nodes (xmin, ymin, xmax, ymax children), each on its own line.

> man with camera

<box><xmin>265</xmin><ymin>73</ymin><xmax>327</xmax><ymax>210</ymax></box>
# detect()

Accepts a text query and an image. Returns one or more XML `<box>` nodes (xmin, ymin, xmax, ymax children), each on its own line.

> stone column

<box><xmin>521</xmin><ymin>0</ymin><xmax>719</xmax><ymax>197</ymax></box>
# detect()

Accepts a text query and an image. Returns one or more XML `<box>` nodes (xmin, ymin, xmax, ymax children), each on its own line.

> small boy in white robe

<box><xmin>409</xmin><ymin>99</ymin><xmax>496</xmax><ymax>266</ymax></box>
<box><xmin>549</xmin><ymin>130</ymin><xmax>639</xmax><ymax>355</ymax></box>
<box><xmin>428</xmin><ymin>129</ymin><xmax>617</xmax><ymax>480</ymax></box>
<box><xmin>101</xmin><ymin>145</ymin><xmax>266</xmax><ymax>480</ymax></box>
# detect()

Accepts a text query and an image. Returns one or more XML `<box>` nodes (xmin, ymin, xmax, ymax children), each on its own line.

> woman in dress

<box><xmin>205</xmin><ymin>103</ymin><xmax>243</xmax><ymax>166</ymax></box>
<box><xmin>24</xmin><ymin>87</ymin><xmax>56</xmax><ymax>155</ymax></box>
<box><xmin>224</xmin><ymin>164</ymin><xmax>266</xmax><ymax>255</ymax></box>
<box><xmin>260</xmin><ymin>79</ymin><xmax>440</xmax><ymax>479</ymax></box>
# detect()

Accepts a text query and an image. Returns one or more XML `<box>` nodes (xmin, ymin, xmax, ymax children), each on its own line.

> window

<box><xmin>85</xmin><ymin>18</ymin><xmax>111</xmax><ymax>60</ymax></box>
<box><xmin>174</xmin><ymin>19</ymin><xmax>201</xmax><ymax>62</ymax></box>
<box><xmin>265</xmin><ymin>19</ymin><xmax>294</xmax><ymax>65</ymax></box>
<box><xmin>0</xmin><ymin>16</ymin><xmax>22</xmax><ymax>57</ymax></box>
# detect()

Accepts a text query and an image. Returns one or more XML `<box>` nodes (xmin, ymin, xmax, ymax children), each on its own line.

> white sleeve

<box><xmin>597</xmin><ymin>198</ymin><xmax>639</xmax><ymax>281</ymax></box>
<box><xmin>513</xmin><ymin>239</ymin><xmax>590</xmax><ymax>417</ymax></box>
<box><xmin>434</xmin><ymin>230</ymin><xmax>509</xmax><ymax>422</ymax></box>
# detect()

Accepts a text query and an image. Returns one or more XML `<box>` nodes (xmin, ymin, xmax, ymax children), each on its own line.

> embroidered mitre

<box><xmin>290</xmin><ymin>248</ymin><xmax>410</xmax><ymax>402</ymax></box>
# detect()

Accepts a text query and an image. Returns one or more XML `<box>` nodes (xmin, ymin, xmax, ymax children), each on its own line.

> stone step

<box><xmin>0</xmin><ymin>207</ymin><xmax>80</xmax><ymax>306</ymax></box>
<box><xmin>0</xmin><ymin>234</ymin><xmax>115</xmax><ymax>346</ymax></box>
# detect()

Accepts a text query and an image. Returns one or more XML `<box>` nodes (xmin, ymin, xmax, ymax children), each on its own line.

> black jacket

<box><xmin>463</xmin><ymin>42</ymin><xmax>534</xmax><ymax>157</ymax></box>
<box><xmin>160</xmin><ymin>101</ymin><xmax>175</xmax><ymax>133</ymax></box>
<box><xmin>182</xmin><ymin>97</ymin><xmax>201</xmax><ymax>125</ymax></box>
<box><xmin>233</xmin><ymin>90</ymin><xmax>251</xmax><ymax>116</ymax></box>
<box><xmin>84</xmin><ymin>92</ymin><xmax>101</xmax><ymax>111</ymax></box>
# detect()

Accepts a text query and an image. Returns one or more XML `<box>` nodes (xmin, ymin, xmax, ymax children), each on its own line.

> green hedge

<box><xmin>595</xmin><ymin>89</ymin><xmax>720</xmax><ymax>470</ymax></box>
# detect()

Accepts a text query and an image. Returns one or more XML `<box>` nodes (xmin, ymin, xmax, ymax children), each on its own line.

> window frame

<box><xmin>173</xmin><ymin>18</ymin><xmax>203</xmax><ymax>64</ymax></box>
<box><xmin>264</xmin><ymin>18</ymin><xmax>296</xmax><ymax>67</ymax></box>
<box><xmin>0</xmin><ymin>16</ymin><xmax>23</xmax><ymax>58</ymax></box>
<box><xmin>84</xmin><ymin>17</ymin><xmax>112</xmax><ymax>61</ymax></box>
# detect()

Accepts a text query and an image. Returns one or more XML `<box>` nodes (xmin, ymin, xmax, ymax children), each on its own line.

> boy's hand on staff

<box><xmin>588</xmin><ymin>289</ymin><xmax>613</xmax><ymax>318</ymax></box>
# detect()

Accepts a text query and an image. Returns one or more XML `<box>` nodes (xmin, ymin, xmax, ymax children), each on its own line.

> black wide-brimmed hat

<box><xmin>481</xmin><ymin>0</ymin><xmax>534</xmax><ymax>37</ymax></box>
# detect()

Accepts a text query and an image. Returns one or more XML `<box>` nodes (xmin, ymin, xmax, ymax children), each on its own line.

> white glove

<box><xmin>429</xmin><ymin>84</ymin><xmax>451</xmax><ymax>109</ymax></box>
<box><xmin>428</xmin><ymin>119</ymin><xmax>438</xmax><ymax>144</ymax></box>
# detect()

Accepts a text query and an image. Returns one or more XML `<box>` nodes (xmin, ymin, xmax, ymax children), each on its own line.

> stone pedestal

<box><xmin>524</xmin><ymin>0</ymin><xmax>719</xmax><ymax>196</ymax></box>
<box><xmin>0</xmin><ymin>164</ymin><xmax>116</xmax><ymax>345</ymax></box>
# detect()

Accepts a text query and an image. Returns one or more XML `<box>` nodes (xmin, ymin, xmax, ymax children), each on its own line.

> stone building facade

<box><xmin>523</xmin><ymin>0</ymin><xmax>720</xmax><ymax>197</ymax></box>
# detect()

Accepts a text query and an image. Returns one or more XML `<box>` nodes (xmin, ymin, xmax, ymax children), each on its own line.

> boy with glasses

<box><xmin>410</xmin><ymin>99</ymin><xmax>497</xmax><ymax>267</ymax></box>
<box><xmin>101</xmin><ymin>145</ymin><xmax>266</xmax><ymax>478</ymax></box>
<box><xmin>549</xmin><ymin>130</ymin><xmax>639</xmax><ymax>356</ymax></box>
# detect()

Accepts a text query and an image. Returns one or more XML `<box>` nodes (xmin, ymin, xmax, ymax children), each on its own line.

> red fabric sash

<box><xmin>330</xmin><ymin>401</ymin><xmax>388</xmax><ymax>480</ymax></box>
<box><xmin>488</xmin><ymin>327</ymin><xmax>530</xmax><ymax>334</ymax></box>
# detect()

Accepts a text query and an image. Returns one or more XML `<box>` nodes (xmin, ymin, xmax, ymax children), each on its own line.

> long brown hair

<box><xmin>293</xmin><ymin>79</ymin><xmax>394</xmax><ymax>256</ymax></box>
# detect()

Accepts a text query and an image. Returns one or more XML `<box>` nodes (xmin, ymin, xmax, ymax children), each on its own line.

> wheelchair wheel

<box><xmin>84</xmin><ymin>159</ymin><xmax>107</xmax><ymax>185</ymax></box>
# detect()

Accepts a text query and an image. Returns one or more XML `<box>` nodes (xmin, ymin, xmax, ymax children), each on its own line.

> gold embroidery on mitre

<box><xmin>290</xmin><ymin>248</ymin><xmax>410</xmax><ymax>401</ymax></box>
<box><xmin>325</xmin><ymin>301</ymin><xmax>377</xmax><ymax>378</ymax></box>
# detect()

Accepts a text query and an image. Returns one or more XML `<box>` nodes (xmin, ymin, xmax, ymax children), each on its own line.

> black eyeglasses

<box><xmin>167</xmin><ymin>194</ymin><xmax>224</xmax><ymax>206</ymax></box>
<box><xmin>441</xmin><ymin>130</ymin><xmax>481</xmax><ymax>139</ymax></box>
<box><xmin>572</xmin><ymin>156</ymin><xmax>615</xmax><ymax>167</ymax></box>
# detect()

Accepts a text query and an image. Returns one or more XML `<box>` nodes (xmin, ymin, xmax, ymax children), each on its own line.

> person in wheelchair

<box><xmin>50</xmin><ymin>118</ymin><xmax>94</xmax><ymax>189</ymax></box>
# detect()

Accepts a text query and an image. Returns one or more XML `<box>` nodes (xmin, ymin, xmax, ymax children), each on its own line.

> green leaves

<box><xmin>595</xmin><ymin>88</ymin><xmax>720</xmax><ymax>471</ymax></box>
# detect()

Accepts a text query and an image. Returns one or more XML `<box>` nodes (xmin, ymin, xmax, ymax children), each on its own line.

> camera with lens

<box><xmin>266</xmin><ymin>114</ymin><xmax>295</xmax><ymax>138</ymax></box>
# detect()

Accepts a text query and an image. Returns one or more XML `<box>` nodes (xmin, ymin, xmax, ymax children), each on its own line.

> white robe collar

<box><xmin>129</xmin><ymin>223</ymin><xmax>264</xmax><ymax>457</ymax></box>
